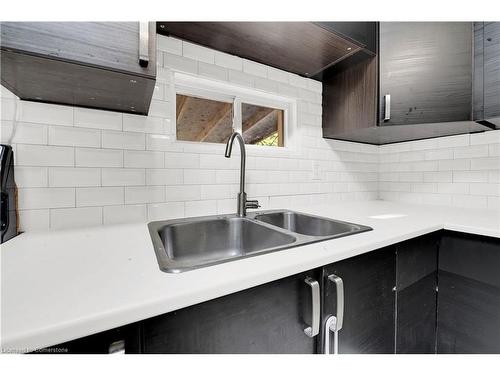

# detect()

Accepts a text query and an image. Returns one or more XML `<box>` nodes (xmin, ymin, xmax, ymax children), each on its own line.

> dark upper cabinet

<box><xmin>1</xmin><ymin>22</ymin><xmax>156</xmax><ymax>115</ymax></box>
<box><xmin>322</xmin><ymin>246</ymin><xmax>396</xmax><ymax>354</ymax></box>
<box><xmin>437</xmin><ymin>231</ymin><xmax>500</xmax><ymax>354</ymax></box>
<box><xmin>315</xmin><ymin>22</ymin><xmax>377</xmax><ymax>55</ymax></box>
<box><xmin>140</xmin><ymin>269</ymin><xmax>320</xmax><ymax>354</ymax></box>
<box><xmin>157</xmin><ymin>22</ymin><xmax>366</xmax><ymax>78</ymax></box>
<box><xmin>474</xmin><ymin>22</ymin><xmax>500</xmax><ymax>128</ymax></box>
<box><xmin>379</xmin><ymin>23</ymin><xmax>472</xmax><ymax>126</ymax></box>
<box><xmin>322</xmin><ymin>22</ymin><xmax>493</xmax><ymax>144</ymax></box>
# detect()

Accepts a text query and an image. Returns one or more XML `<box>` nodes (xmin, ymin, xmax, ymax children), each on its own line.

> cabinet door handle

<box><xmin>323</xmin><ymin>274</ymin><xmax>344</xmax><ymax>354</ymax></box>
<box><xmin>328</xmin><ymin>273</ymin><xmax>344</xmax><ymax>331</ymax></box>
<box><xmin>384</xmin><ymin>94</ymin><xmax>391</xmax><ymax>121</ymax></box>
<box><xmin>303</xmin><ymin>277</ymin><xmax>320</xmax><ymax>337</ymax></box>
<box><xmin>139</xmin><ymin>22</ymin><xmax>150</xmax><ymax>68</ymax></box>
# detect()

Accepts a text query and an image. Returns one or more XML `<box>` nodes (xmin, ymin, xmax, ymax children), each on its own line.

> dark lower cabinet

<box><xmin>36</xmin><ymin>231</ymin><xmax>499</xmax><ymax>354</ymax></box>
<box><xmin>437</xmin><ymin>231</ymin><xmax>500</xmax><ymax>354</ymax></box>
<box><xmin>322</xmin><ymin>246</ymin><xmax>396</xmax><ymax>354</ymax></box>
<box><xmin>140</xmin><ymin>270</ymin><xmax>320</xmax><ymax>353</ymax></box>
<box><xmin>395</xmin><ymin>232</ymin><xmax>440</xmax><ymax>354</ymax></box>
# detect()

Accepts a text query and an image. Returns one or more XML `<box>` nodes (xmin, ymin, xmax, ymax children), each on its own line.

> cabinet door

<box><xmin>395</xmin><ymin>232</ymin><xmax>439</xmax><ymax>354</ymax></box>
<box><xmin>484</xmin><ymin>22</ymin><xmax>500</xmax><ymax>122</ymax></box>
<box><xmin>379</xmin><ymin>22</ymin><xmax>472</xmax><ymax>126</ymax></box>
<box><xmin>1</xmin><ymin>22</ymin><xmax>156</xmax><ymax>77</ymax></box>
<box><xmin>141</xmin><ymin>270</ymin><xmax>321</xmax><ymax>353</ymax></box>
<box><xmin>322</xmin><ymin>247</ymin><xmax>396</xmax><ymax>354</ymax></box>
<box><xmin>437</xmin><ymin>231</ymin><xmax>500</xmax><ymax>354</ymax></box>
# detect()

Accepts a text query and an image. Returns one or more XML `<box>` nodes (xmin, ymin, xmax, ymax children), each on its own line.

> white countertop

<box><xmin>1</xmin><ymin>200</ymin><xmax>499</xmax><ymax>351</ymax></box>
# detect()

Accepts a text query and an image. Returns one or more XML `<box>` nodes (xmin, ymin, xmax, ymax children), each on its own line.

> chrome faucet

<box><xmin>225</xmin><ymin>132</ymin><xmax>260</xmax><ymax>217</ymax></box>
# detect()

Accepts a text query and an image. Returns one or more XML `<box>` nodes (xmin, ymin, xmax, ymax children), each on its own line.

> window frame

<box><xmin>171</xmin><ymin>72</ymin><xmax>297</xmax><ymax>150</ymax></box>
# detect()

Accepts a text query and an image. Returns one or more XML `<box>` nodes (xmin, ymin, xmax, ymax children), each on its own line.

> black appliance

<box><xmin>1</xmin><ymin>144</ymin><xmax>18</xmax><ymax>243</ymax></box>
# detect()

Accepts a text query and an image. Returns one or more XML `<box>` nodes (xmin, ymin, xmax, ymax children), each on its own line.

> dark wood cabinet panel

<box><xmin>437</xmin><ymin>231</ymin><xmax>500</xmax><ymax>354</ymax></box>
<box><xmin>1</xmin><ymin>22</ymin><xmax>156</xmax><ymax>78</ymax></box>
<box><xmin>484</xmin><ymin>23</ymin><xmax>500</xmax><ymax>123</ymax></box>
<box><xmin>379</xmin><ymin>22</ymin><xmax>473</xmax><ymax>126</ymax></box>
<box><xmin>395</xmin><ymin>232</ymin><xmax>440</xmax><ymax>354</ymax></box>
<box><xmin>322</xmin><ymin>22</ymin><xmax>494</xmax><ymax>144</ymax></box>
<box><xmin>157</xmin><ymin>22</ymin><xmax>361</xmax><ymax>78</ymax></box>
<box><xmin>1</xmin><ymin>22</ymin><xmax>156</xmax><ymax>115</ymax></box>
<box><xmin>141</xmin><ymin>270</ymin><xmax>320</xmax><ymax>354</ymax></box>
<box><xmin>322</xmin><ymin>54</ymin><xmax>378</xmax><ymax>139</ymax></box>
<box><xmin>315</xmin><ymin>22</ymin><xmax>377</xmax><ymax>54</ymax></box>
<box><xmin>322</xmin><ymin>247</ymin><xmax>396</xmax><ymax>354</ymax></box>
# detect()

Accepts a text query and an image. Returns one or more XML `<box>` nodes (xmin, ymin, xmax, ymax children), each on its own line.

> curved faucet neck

<box><xmin>225</xmin><ymin>132</ymin><xmax>247</xmax><ymax>216</ymax></box>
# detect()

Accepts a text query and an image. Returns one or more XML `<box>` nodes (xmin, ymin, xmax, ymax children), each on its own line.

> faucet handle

<box><xmin>245</xmin><ymin>199</ymin><xmax>260</xmax><ymax>210</ymax></box>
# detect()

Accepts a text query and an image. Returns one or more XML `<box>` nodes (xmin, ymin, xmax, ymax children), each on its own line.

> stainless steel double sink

<box><xmin>148</xmin><ymin>210</ymin><xmax>372</xmax><ymax>273</ymax></box>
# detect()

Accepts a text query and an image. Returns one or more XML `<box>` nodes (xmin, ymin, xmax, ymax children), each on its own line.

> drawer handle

<box><xmin>139</xmin><ymin>22</ymin><xmax>150</xmax><ymax>68</ymax></box>
<box><xmin>303</xmin><ymin>277</ymin><xmax>320</xmax><ymax>337</ymax></box>
<box><xmin>384</xmin><ymin>94</ymin><xmax>391</xmax><ymax>121</ymax></box>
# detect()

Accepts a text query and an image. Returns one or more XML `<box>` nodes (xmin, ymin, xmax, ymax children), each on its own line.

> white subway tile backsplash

<box><xmin>165</xmin><ymin>185</ymin><xmax>201</xmax><ymax>201</ymax></box>
<box><xmin>17</xmin><ymin>187</ymin><xmax>75</xmax><ymax>209</ymax></box>
<box><xmin>184</xmin><ymin>169</ymin><xmax>216</xmax><ymax>184</ymax></box>
<box><xmin>103</xmin><ymin>204</ymin><xmax>147</xmax><ymax>225</ymax></box>
<box><xmin>267</xmin><ymin>67</ymin><xmax>289</xmax><ymax>83</ymax></box>
<box><xmin>123</xmin><ymin>114</ymin><xmax>165</xmax><ymax>134</ymax></box>
<box><xmin>50</xmin><ymin>207</ymin><xmax>102</xmax><ymax>229</ymax></box>
<box><xmin>453</xmin><ymin>171</ymin><xmax>489</xmax><ymax>183</ymax></box>
<box><xmin>469</xmin><ymin>183</ymin><xmax>500</xmax><ymax>196</ymax></box>
<box><xmin>379</xmin><ymin>130</ymin><xmax>499</xmax><ymax>210</ymax></box>
<box><xmin>18</xmin><ymin>209</ymin><xmax>50</xmax><ymax>231</ymax></box>
<box><xmin>76</xmin><ymin>187</ymin><xmax>124</xmax><ymax>207</ymax></box>
<box><xmin>164</xmin><ymin>152</ymin><xmax>200</xmax><ymax>169</ymax></box>
<box><xmin>470</xmin><ymin>131</ymin><xmax>500</xmax><ymax>145</ymax></box>
<box><xmin>6</xmin><ymin>40</ymin><xmax>497</xmax><ymax>231</ymax></box>
<box><xmin>438</xmin><ymin>159</ymin><xmax>470</xmax><ymax>171</ymax></box>
<box><xmin>185</xmin><ymin>200</ymin><xmax>217</xmax><ymax>217</ymax></box>
<box><xmin>49</xmin><ymin>167</ymin><xmax>100</xmax><ymax>187</ymax></box>
<box><xmin>452</xmin><ymin>194</ymin><xmax>488</xmax><ymax>209</ymax></box>
<box><xmin>242</xmin><ymin>60</ymin><xmax>267</xmax><ymax>78</ymax></box>
<box><xmin>453</xmin><ymin>145</ymin><xmax>489</xmax><ymax>159</ymax></box>
<box><xmin>146</xmin><ymin>169</ymin><xmax>183</xmax><ymax>185</ymax></box>
<box><xmin>164</xmin><ymin>53</ymin><xmax>198</xmax><ymax>74</ymax></box>
<box><xmin>14</xmin><ymin>166</ymin><xmax>48</xmax><ymax>187</ymax></box>
<box><xmin>124</xmin><ymin>150</ymin><xmax>164</xmax><ymax>168</ymax></box>
<box><xmin>19</xmin><ymin>101</ymin><xmax>73</xmax><ymax>126</ymax></box>
<box><xmin>16</xmin><ymin>144</ymin><xmax>74</xmax><ymax>167</ymax></box>
<box><xmin>10</xmin><ymin>122</ymin><xmax>48</xmax><ymax>144</ymax></box>
<box><xmin>49</xmin><ymin>126</ymin><xmax>100</xmax><ymax>148</ymax></box>
<box><xmin>102</xmin><ymin>168</ymin><xmax>145</xmax><ymax>186</ymax></box>
<box><xmin>183</xmin><ymin>42</ymin><xmax>215</xmax><ymax>64</ymax></box>
<box><xmin>102</xmin><ymin>130</ymin><xmax>145</xmax><ymax>150</ymax></box>
<box><xmin>198</xmin><ymin>62</ymin><xmax>228</xmax><ymax>81</ymax></box>
<box><xmin>147</xmin><ymin>202</ymin><xmax>185</xmax><ymax>221</ymax></box>
<box><xmin>470</xmin><ymin>157</ymin><xmax>499</xmax><ymax>170</ymax></box>
<box><xmin>74</xmin><ymin>108</ymin><xmax>122</xmax><ymax>130</ymax></box>
<box><xmin>157</xmin><ymin>35</ymin><xmax>183</xmax><ymax>55</ymax></box>
<box><xmin>125</xmin><ymin>186</ymin><xmax>165</xmax><ymax>204</ymax></box>
<box><xmin>228</xmin><ymin>69</ymin><xmax>255</xmax><ymax>86</ymax></box>
<box><xmin>437</xmin><ymin>134</ymin><xmax>469</xmax><ymax>148</ymax></box>
<box><xmin>214</xmin><ymin>51</ymin><xmax>243</xmax><ymax>71</ymax></box>
<box><xmin>75</xmin><ymin>148</ymin><xmax>123</xmax><ymax>167</ymax></box>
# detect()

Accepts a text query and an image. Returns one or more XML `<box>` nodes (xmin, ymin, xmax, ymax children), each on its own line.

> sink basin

<box><xmin>254</xmin><ymin>210</ymin><xmax>366</xmax><ymax>237</ymax></box>
<box><xmin>148</xmin><ymin>216</ymin><xmax>297</xmax><ymax>273</ymax></box>
<box><xmin>149</xmin><ymin>210</ymin><xmax>372</xmax><ymax>273</ymax></box>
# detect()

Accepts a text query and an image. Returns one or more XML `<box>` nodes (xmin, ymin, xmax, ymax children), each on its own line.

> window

<box><xmin>173</xmin><ymin>73</ymin><xmax>294</xmax><ymax>148</ymax></box>
<box><xmin>176</xmin><ymin>94</ymin><xmax>233</xmax><ymax>144</ymax></box>
<box><xmin>242</xmin><ymin>103</ymin><xmax>284</xmax><ymax>147</ymax></box>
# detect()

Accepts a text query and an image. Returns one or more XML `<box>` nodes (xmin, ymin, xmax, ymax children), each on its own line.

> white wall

<box><xmin>0</xmin><ymin>35</ymin><xmax>379</xmax><ymax>231</ymax></box>
<box><xmin>378</xmin><ymin>132</ymin><xmax>500</xmax><ymax>210</ymax></box>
